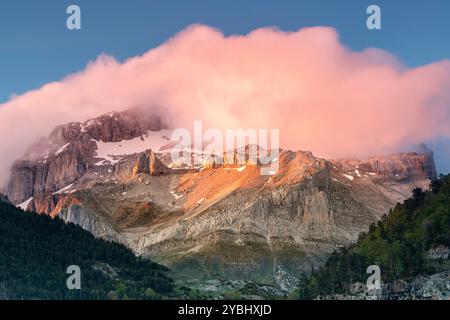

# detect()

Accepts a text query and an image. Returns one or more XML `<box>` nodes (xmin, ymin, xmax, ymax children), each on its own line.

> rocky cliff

<box><xmin>8</xmin><ymin>108</ymin><xmax>167</xmax><ymax>204</ymax></box>
<box><xmin>133</xmin><ymin>150</ymin><xmax>171</xmax><ymax>176</ymax></box>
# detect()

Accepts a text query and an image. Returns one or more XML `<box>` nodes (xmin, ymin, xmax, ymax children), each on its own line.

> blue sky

<box><xmin>0</xmin><ymin>0</ymin><xmax>450</xmax><ymax>172</ymax></box>
<box><xmin>1</xmin><ymin>0</ymin><xmax>450</xmax><ymax>102</ymax></box>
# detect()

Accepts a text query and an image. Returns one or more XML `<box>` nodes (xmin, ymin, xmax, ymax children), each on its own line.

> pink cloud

<box><xmin>1</xmin><ymin>24</ymin><xmax>450</xmax><ymax>188</ymax></box>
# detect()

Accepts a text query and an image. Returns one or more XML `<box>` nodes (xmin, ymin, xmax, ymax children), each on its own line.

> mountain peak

<box><xmin>48</xmin><ymin>107</ymin><xmax>167</xmax><ymax>146</ymax></box>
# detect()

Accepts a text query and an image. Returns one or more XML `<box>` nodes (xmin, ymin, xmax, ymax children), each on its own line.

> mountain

<box><xmin>5</xmin><ymin>107</ymin><xmax>437</xmax><ymax>292</ymax></box>
<box><xmin>0</xmin><ymin>199</ymin><xmax>176</xmax><ymax>299</ymax></box>
<box><xmin>291</xmin><ymin>175</ymin><xmax>450</xmax><ymax>300</ymax></box>
<box><xmin>7</xmin><ymin>107</ymin><xmax>168</xmax><ymax>204</ymax></box>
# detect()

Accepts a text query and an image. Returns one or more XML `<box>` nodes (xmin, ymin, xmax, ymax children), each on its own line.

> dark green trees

<box><xmin>0</xmin><ymin>201</ymin><xmax>174</xmax><ymax>299</ymax></box>
<box><xmin>292</xmin><ymin>175</ymin><xmax>450</xmax><ymax>299</ymax></box>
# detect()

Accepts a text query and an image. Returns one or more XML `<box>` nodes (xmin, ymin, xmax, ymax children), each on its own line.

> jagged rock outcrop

<box><xmin>133</xmin><ymin>150</ymin><xmax>171</xmax><ymax>176</ymax></box>
<box><xmin>332</xmin><ymin>152</ymin><xmax>437</xmax><ymax>181</ymax></box>
<box><xmin>29</xmin><ymin>193</ymin><xmax>66</xmax><ymax>214</ymax></box>
<box><xmin>202</xmin><ymin>145</ymin><xmax>273</xmax><ymax>168</ymax></box>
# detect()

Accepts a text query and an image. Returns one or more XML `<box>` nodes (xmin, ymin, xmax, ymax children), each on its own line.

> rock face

<box><xmin>49</xmin><ymin>107</ymin><xmax>166</xmax><ymax>144</ymax></box>
<box><xmin>133</xmin><ymin>150</ymin><xmax>171</xmax><ymax>176</ymax></box>
<box><xmin>332</xmin><ymin>152</ymin><xmax>437</xmax><ymax>181</ymax></box>
<box><xmin>4</xmin><ymin>107</ymin><xmax>438</xmax><ymax>291</ymax></box>
<box><xmin>28</xmin><ymin>193</ymin><xmax>65</xmax><ymax>214</ymax></box>
<box><xmin>7</xmin><ymin>108</ymin><xmax>167</xmax><ymax>204</ymax></box>
<box><xmin>8</xmin><ymin>145</ymin><xmax>90</xmax><ymax>204</ymax></box>
<box><xmin>58</xmin><ymin>204</ymin><xmax>124</xmax><ymax>243</ymax></box>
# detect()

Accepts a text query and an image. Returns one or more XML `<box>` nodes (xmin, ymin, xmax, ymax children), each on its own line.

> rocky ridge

<box><xmin>8</xmin><ymin>108</ymin><xmax>168</xmax><ymax>204</ymax></box>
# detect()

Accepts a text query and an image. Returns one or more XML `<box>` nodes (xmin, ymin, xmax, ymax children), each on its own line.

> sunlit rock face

<box><xmin>5</xmin><ymin>107</ymin><xmax>437</xmax><ymax>291</ymax></box>
<box><xmin>133</xmin><ymin>150</ymin><xmax>171</xmax><ymax>176</ymax></box>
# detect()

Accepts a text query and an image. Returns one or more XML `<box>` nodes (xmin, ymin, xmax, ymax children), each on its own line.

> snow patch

<box><xmin>55</xmin><ymin>143</ymin><xmax>70</xmax><ymax>156</ymax></box>
<box><xmin>342</xmin><ymin>174</ymin><xmax>354</xmax><ymax>181</ymax></box>
<box><xmin>171</xmin><ymin>191</ymin><xmax>184</xmax><ymax>199</ymax></box>
<box><xmin>54</xmin><ymin>183</ymin><xmax>74</xmax><ymax>195</ymax></box>
<box><xmin>94</xmin><ymin>160</ymin><xmax>107</xmax><ymax>166</ymax></box>
<box><xmin>94</xmin><ymin>130</ymin><xmax>173</xmax><ymax>164</ymax></box>
<box><xmin>18</xmin><ymin>197</ymin><xmax>33</xmax><ymax>210</ymax></box>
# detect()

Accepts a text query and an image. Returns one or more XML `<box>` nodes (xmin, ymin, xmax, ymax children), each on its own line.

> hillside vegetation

<box><xmin>0</xmin><ymin>200</ymin><xmax>176</xmax><ymax>299</ymax></box>
<box><xmin>292</xmin><ymin>175</ymin><xmax>450</xmax><ymax>299</ymax></box>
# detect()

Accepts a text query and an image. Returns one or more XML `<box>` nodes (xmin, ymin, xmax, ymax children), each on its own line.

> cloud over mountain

<box><xmin>1</xmin><ymin>24</ymin><xmax>450</xmax><ymax>188</ymax></box>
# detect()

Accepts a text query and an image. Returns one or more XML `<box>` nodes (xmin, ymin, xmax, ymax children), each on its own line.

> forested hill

<box><xmin>292</xmin><ymin>175</ymin><xmax>450</xmax><ymax>299</ymax></box>
<box><xmin>0</xmin><ymin>199</ymin><xmax>175</xmax><ymax>299</ymax></box>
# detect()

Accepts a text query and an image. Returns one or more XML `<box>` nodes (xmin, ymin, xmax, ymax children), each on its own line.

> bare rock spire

<box><xmin>133</xmin><ymin>150</ymin><xmax>171</xmax><ymax>176</ymax></box>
